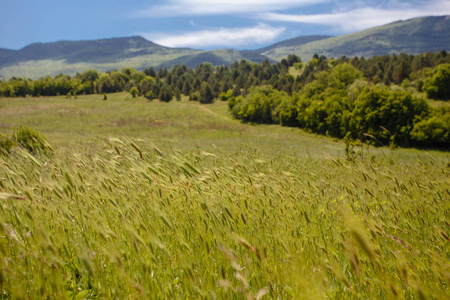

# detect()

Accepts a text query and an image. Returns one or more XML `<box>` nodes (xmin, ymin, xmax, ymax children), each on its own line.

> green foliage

<box><xmin>174</xmin><ymin>88</ymin><xmax>182</xmax><ymax>101</ymax></box>
<box><xmin>145</xmin><ymin>90</ymin><xmax>155</xmax><ymax>101</ymax></box>
<box><xmin>0</xmin><ymin>92</ymin><xmax>449</xmax><ymax>298</ymax></box>
<box><xmin>352</xmin><ymin>86</ymin><xmax>429</xmax><ymax>146</ymax></box>
<box><xmin>158</xmin><ymin>85</ymin><xmax>173</xmax><ymax>102</ymax></box>
<box><xmin>230</xmin><ymin>86</ymin><xmax>286</xmax><ymax>124</ymax></box>
<box><xmin>410</xmin><ymin>107</ymin><xmax>450</xmax><ymax>147</ymax></box>
<box><xmin>0</xmin><ymin>133</ymin><xmax>13</xmax><ymax>156</ymax></box>
<box><xmin>422</xmin><ymin>63</ymin><xmax>450</xmax><ymax>100</ymax></box>
<box><xmin>130</xmin><ymin>86</ymin><xmax>139</xmax><ymax>98</ymax></box>
<box><xmin>329</xmin><ymin>63</ymin><xmax>363</xmax><ymax>89</ymax></box>
<box><xmin>199</xmin><ymin>82</ymin><xmax>214</xmax><ymax>104</ymax></box>
<box><xmin>228</xmin><ymin>61</ymin><xmax>444</xmax><ymax>148</ymax></box>
<box><xmin>140</xmin><ymin>76</ymin><xmax>155</xmax><ymax>96</ymax></box>
<box><xmin>189</xmin><ymin>90</ymin><xmax>199</xmax><ymax>101</ymax></box>
<box><xmin>0</xmin><ymin>136</ymin><xmax>448</xmax><ymax>299</ymax></box>
<box><xmin>11</xmin><ymin>126</ymin><xmax>53</xmax><ymax>155</ymax></box>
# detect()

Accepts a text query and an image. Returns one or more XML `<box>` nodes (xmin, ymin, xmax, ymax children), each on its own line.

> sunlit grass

<box><xmin>0</xmin><ymin>94</ymin><xmax>449</xmax><ymax>299</ymax></box>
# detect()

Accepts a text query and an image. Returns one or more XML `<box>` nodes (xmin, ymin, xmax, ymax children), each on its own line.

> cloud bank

<box><xmin>133</xmin><ymin>0</ymin><xmax>328</xmax><ymax>17</ymax></box>
<box><xmin>260</xmin><ymin>0</ymin><xmax>450</xmax><ymax>32</ymax></box>
<box><xmin>133</xmin><ymin>0</ymin><xmax>450</xmax><ymax>49</ymax></box>
<box><xmin>141</xmin><ymin>24</ymin><xmax>285</xmax><ymax>48</ymax></box>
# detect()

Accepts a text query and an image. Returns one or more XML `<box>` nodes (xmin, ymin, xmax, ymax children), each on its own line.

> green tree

<box><xmin>352</xmin><ymin>86</ymin><xmax>429</xmax><ymax>146</ymax></box>
<box><xmin>410</xmin><ymin>108</ymin><xmax>450</xmax><ymax>147</ymax></box>
<box><xmin>98</xmin><ymin>74</ymin><xmax>114</xmax><ymax>94</ymax></box>
<box><xmin>130</xmin><ymin>87</ymin><xmax>139</xmax><ymax>98</ymax></box>
<box><xmin>158</xmin><ymin>85</ymin><xmax>173</xmax><ymax>102</ymax></box>
<box><xmin>422</xmin><ymin>63</ymin><xmax>450</xmax><ymax>100</ymax></box>
<box><xmin>199</xmin><ymin>82</ymin><xmax>214</xmax><ymax>104</ymax></box>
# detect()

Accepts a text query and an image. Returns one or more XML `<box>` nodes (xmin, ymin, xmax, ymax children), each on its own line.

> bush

<box><xmin>158</xmin><ymin>86</ymin><xmax>173</xmax><ymax>102</ymax></box>
<box><xmin>199</xmin><ymin>83</ymin><xmax>214</xmax><ymax>104</ymax></box>
<box><xmin>130</xmin><ymin>87</ymin><xmax>139</xmax><ymax>98</ymax></box>
<box><xmin>0</xmin><ymin>133</ymin><xmax>13</xmax><ymax>156</ymax></box>
<box><xmin>145</xmin><ymin>91</ymin><xmax>155</xmax><ymax>101</ymax></box>
<box><xmin>12</xmin><ymin>126</ymin><xmax>54</xmax><ymax>155</ymax></box>
<box><xmin>410</xmin><ymin>108</ymin><xmax>450</xmax><ymax>148</ymax></box>
<box><xmin>189</xmin><ymin>91</ymin><xmax>199</xmax><ymax>101</ymax></box>
<box><xmin>422</xmin><ymin>63</ymin><xmax>450</xmax><ymax>100</ymax></box>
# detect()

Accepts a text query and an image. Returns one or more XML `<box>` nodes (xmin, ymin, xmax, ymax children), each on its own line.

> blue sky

<box><xmin>1</xmin><ymin>0</ymin><xmax>450</xmax><ymax>50</ymax></box>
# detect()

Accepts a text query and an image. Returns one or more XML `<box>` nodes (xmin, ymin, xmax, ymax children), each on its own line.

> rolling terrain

<box><xmin>261</xmin><ymin>15</ymin><xmax>450</xmax><ymax>60</ymax></box>
<box><xmin>0</xmin><ymin>15</ymin><xmax>449</xmax><ymax>79</ymax></box>
<box><xmin>0</xmin><ymin>93</ymin><xmax>448</xmax><ymax>298</ymax></box>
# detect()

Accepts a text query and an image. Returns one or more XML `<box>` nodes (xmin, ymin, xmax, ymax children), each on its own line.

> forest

<box><xmin>1</xmin><ymin>51</ymin><xmax>449</xmax><ymax>148</ymax></box>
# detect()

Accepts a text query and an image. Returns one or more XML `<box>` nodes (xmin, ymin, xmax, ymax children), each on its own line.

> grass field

<box><xmin>0</xmin><ymin>93</ymin><xmax>449</xmax><ymax>299</ymax></box>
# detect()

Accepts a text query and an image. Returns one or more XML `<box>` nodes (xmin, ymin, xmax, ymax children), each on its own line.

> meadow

<box><xmin>0</xmin><ymin>93</ymin><xmax>449</xmax><ymax>299</ymax></box>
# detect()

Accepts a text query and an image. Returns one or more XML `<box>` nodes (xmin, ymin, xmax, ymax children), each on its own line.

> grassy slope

<box><xmin>263</xmin><ymin>16</ymin><xmax>450</xmax><ymax>61</ymax></box>
<box><xmin>0</xmin><ymin>50</ymin><xmax>203</xmax><ymax>79</ymax></box>
<box><xmin>0</xmin><ymin>94</ymin><xmax>449</xmax><ymax>299</ymax></box>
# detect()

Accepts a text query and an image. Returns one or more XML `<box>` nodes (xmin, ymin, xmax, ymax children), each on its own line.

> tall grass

<box><xmin>0</xmin><ymin>137</ymin><xmax>448</xmax><ymax>299</ymax></box>
<box><xmin>0</xmin><ymin>94</ymin><xmax>449</xmax><ymax>298</ymax></box>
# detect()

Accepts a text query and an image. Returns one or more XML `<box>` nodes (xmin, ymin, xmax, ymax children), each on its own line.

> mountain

<box><xmin>163</xmin><ymin>49</ymin><xmax>275</xmax><ymax>69</ymax></box>
<box><xmin>257</xmin><ymin>35</ymin><xmax>332</xmax><ymax>54</ymax></box>
<box><xmin>0</xmin><ymin>36</ymin><xmax>204</xmax><ymax>79</ymax></box>
<box><xmin>0</xmin><ymin>36</ymin><xmax>168</xmax><ymax>65</ymax></box>
<box><xmin>0</xmin><ymin>16</ymin><xmax>449</xmax><ymax>79</ymax></box>
<box><xmin>260</xmin><ymin>15</ymin><xmax>450</xmax><ymax>61</ymax></box>
<box><xmin>0</xmin><ymin>36</ymin><xmax>275</xmax><ymax>79</ymax></box>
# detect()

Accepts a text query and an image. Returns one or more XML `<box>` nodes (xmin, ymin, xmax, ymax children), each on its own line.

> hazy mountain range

<box><xmin>0</xmin><ymin>15</ymin><xmax>449</xmax><ymax>79</ymax></box>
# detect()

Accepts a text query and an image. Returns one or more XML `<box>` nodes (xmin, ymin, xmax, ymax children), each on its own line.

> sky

<box><xmin>1</xmin><ymin>0</ymin><xmax>450</xmax><ymax>50</ymax></box>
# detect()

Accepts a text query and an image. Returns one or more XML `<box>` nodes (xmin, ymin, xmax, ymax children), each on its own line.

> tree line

<box><xmin>1</xmin><ymin>51</ymin><xmax>449</xmax><ymax>101</ymax></box>
<box><xmin>0</xmin><ymin>51</ymin><xmax>449</xmax><ymax>148</ymax></box>
<box><xmin>228</xmin><ymin>61</ymin><xmax>449</xmax><ymax>149</ymax></box>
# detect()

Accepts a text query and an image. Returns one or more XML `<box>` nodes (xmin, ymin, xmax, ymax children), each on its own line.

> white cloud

<box><xmin>260</xmin><ymin>0</ymin><xmax>450</xmax><ymax>32</ymax></box>
<box><xmin>133</xmin><ymin>0</ymin><xmax>328</xmax><ymax>17</ymax></box>
<box><xmin>140</xmin><ymin>24</ymin><xmax>285</xmax><ymax>48</ymax></box>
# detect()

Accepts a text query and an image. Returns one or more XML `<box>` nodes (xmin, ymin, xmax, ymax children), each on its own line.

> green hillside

<box><xmin>1</xmin><ymin>16</ymin><xmax>449</xmax><ymax>79</ymax></box>
<box><xmin>158</xmin><ymin>49</ymin><xmax>275</xmax><ymax>69</ymax></box>
<box><xmin>257</xmin><ymin>35</ymin><xmax>332</xmax><ymax>53</ymax></box>
<box><xmin>0</xmin><ymin>37</ymin><xmax>203</xmax><ymax>79</ymax></box>
<box><xmin>262</xmin><ymin>15</ymin><xmax>450</xmax><ymax>61</ymax></box>
<box><xmin>0</xmin><ymin>37</ymin><xmax>273</xmax><ymax>79</ymax></box>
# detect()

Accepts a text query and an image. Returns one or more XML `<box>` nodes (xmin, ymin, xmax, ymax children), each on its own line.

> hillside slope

<box><xmin>0</xmin><ymin>37</ymin><xmax>272</xmax><ymax>79</ymax></box>
<box><xmin>257</xmin><ymin>35</ymin><xmax>332</xmax><ymax>54</ymax></box>
<box><xmin>1</xmin><ymin>16</ymin><xmax>449</xmax><ymax>78</ymax></box>
<box><xmin>262</xmin><ymin>15</ymin><xmax>450</xmax><ymax>61</ymax></box>
<box><xmin>164</xmin><ymin>49</ymin><xmax>275</xmax><ymax>69</ymax></box>
<box><xmin>0</xmin><ymin>37</ymin><xmax>204</xmax><ymax>79</ymax></box>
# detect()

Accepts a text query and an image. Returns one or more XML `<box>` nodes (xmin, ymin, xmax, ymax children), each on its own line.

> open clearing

<box><xmin>0</xmin><ymin>94</ymin><xmax>449</xmax><ymax>299</ymax></box>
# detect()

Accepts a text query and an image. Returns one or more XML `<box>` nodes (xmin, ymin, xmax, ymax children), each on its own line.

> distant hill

<box><xmin>0</xmin><ymin>36</ymin><xmax>205</xmax><ymax>79</ymax></box>
<box><xmin>164</xmin><ymin>49</ymin><xmax>275</xmax><ymax>69</ymax></box>
<box><xmin>0</xmin><ymin>15</ymin><xmax>449</xmax><ymax>79</ymax></box>
<box><xmin>0</xmin><ymin>37</ymin><xmax>275</xmax><ymax>79</ymax></box>
<box><xmin>257</xmin><ymin>35</ymin><xmax>332</xmax><ymax>54</ymax></box>
<box><xmin>0</xmin><ymin>36</ymin><xmax>169</xmax><ymax>65</ymax></box>
<box><xmin>0</xmin><ymin>48</ymin><xmax>16</xmax><ymax>60</ymax></box>
<box><xmin>261</xmin><ymin>15</ymin><xmax>450</xmax><ymax>61</ymax></box>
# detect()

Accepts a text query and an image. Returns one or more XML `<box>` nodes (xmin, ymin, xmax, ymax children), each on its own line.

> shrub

<box><xmin>0</xmin><ymin>133</ymin><xmax>13</xmax><ymax>156</ymax></box>
<box><xmin>410</xmin><ymin>108</ymin><xmax>450</xmax><ymax>148</ymax></box>
<box><xmin>145</xmin><ymin>91</ymin><xmax>155</xmax><ymax>101</ymax></box>
<box><xmin>422</xmin><ymin>63</ymin><xmax>450</xmax><ymax>100</ymax></box>
<box><xmin>130</xmin><ymin>87</ymin><xmax>139</xmax><ymax>98</ymax></box>
<box><xmin>12</xmin><ymin>126</ymin><xmax>54</xmax><ymax>155</ymax></box>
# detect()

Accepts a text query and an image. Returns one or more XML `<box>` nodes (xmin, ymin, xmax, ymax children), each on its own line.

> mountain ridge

<box><xmin>0</xmin><ymin>15</ymin><xmax>449</xmax><ymax>79</ymax></box>
<box><xmin>260</xmin><ymin>15</ymin><xmax>450</xmax><ymax>60</ymax></box>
